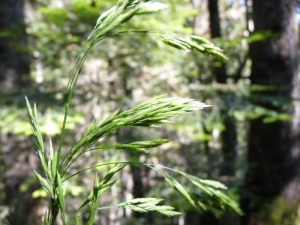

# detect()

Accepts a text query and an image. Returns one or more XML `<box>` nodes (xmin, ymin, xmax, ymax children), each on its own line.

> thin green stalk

<box><xmin>57</xmin><ymin>39</ymin><xmax>96</xmax><ymax>174</ymax></box>
<box><xmin>62</xmin><ymin>161</ymin><xmax>141</xmax><ymax>182</ymax></box>
<box><xmin>55</xmin><ymin>2</ymin><xmax>156</xmax><ymax>170</ymax></box>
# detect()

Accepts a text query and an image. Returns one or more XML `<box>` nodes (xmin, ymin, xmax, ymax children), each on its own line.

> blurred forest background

<box><xmin>1</xmin><ymin>0</ymin><xmax>300</xmax><ymax>224</ymax></box>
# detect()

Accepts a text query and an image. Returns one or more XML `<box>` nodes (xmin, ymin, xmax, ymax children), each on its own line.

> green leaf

<box><xmin>165</xmin><ymin>176</ymin><xmax>197</xmax><ymax>208</ymax></box>
<box><xmin>102</xmin><ymin>163</ymin><xmax>128</xmax><ymax>184</ymax></box>
<box><xmin>86</xmin><ymin>200</ymin><xmax>98</xmax><ymax>225</ymax></box>
<box><xmin>113</xmin><ymin>139</ymin><xmax>169</xmax><ymax>153</ymax></box>
<box><xmin>115</xmin><ymin>198</ymin><xmax>181</xmax><ymax>217</ymax></box>
<box><xmin>43</xmin><ymin>211</ymin><xmax>49</xmax><ymax>225</ymax></box>
<box><xmin>146</xmin><ymin>165</ymin><xmax>243</xmax><ymax>215</ymax></box>
<box><xmin>47</xmin><ymin>140</ymin><xmax>54</xmax><ymax>180</ymax></box>
<box><xmin>93</xmin><ymin>174</ymin><xmax>100</xmax><ymax>201</ymax></box>
<box><xmin>25</xmin><ymin>96</ymin><xmax>34</xmax><ymax>118</ymax></box>
<box><xmin>56</xmin><ymin>172</ymin><xmax>65</xmax><ymax>213</ymax></box>
<box><xmin>75</xmin><ymin>215</ymin><xmax>81</xmax><ymax>225</ymax></box>
<box><xmin>174</xmin><ymin>170</ymin><xmax>227</xmax><ymax>190</ymax></box>
<box><xmin>97</xmin><ymin>179</ymin><xmax>118</xmax><ymax>198</ymax></box>
<box><xmin>148</xmin><ymin>33</ymin><xmax>227</xmax><ymax>60</ymax></box>
<box><xmin>86</xmin><ymin>174</ymin><xmax>102</xmax><ymax>225</ymax></box>
<box><xmin>52</xmin><ymin>152</ymin><xmax>59</xmax><ymax>181</ymax></box>
<box><xmin>78</xmin><ymin>179</ymin><xmax>118</xmax><ymax>211</ymax></box>
<box><xmin>34</xmin><ymin>170</ymin><xmax>54</xmax><ymax>198</ymax></box>
<box><xmin>37</xmin><ymin>150</ymin><xmax>48</xmax><ymax>179</ymax></box>
<box><xmin>49</xmin><ymin>138</ymin><xmax>54</xmax><ymax>160</ymax></box>
<box><xmin>197</xmin><ymin>179</ymin><xmax>227</xmax><ymax>190</ymax></box>
<box><xmin>25</xmin><ymin>97</ymin><xmax>44</xmax><ymax>152</ymax></box>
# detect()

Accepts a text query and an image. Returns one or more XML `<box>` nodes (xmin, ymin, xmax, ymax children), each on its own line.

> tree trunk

<box><xmin>208</xmin><ymin>0</ymin><xmax>226</xmax><ymax>84</ymax></box>
<box><xmin>0</xmin><ymin>0</ymin><xmax>30</xmax><ymax>89</ymax></box>
<box><xmin>242</xmin><ymin>0</ymin><xmax>300</xmax><ymax>224</ymax></box>
<box><xmin>0</xmin><ymin>1</ymin><xmax>46</xmax><ymax>225</ymax></box>
<box><xmin>207</xmin><ymin>0</ymin><xmax>237</xmax><ymax>177</ymax></box>
<box><xmin>208</xmin><ymin>0</ymin><xmax>221</xmax><ymax>38</ymax></box>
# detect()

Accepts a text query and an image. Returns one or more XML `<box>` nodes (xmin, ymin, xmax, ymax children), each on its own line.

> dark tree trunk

<box><xmin>242</xmin><ymin>0</ymin><xmax>300</xmax><ymax>224</ymax></box>
<box><xmin>0</xmin><ymin>0</ymin><xmax>30</xmax><ymax>89</ymax></box>
<box><xmin>220</xmin><ymin>115</ymin><xmax>237</xmax><ymax>176</ymax></box>
<box><xmin>208</xmin><ymin>0</ymin><xmax>221</xmax><ymax>38</ymax></box>
<box><xmin>207</xmin><ymin>0</ymin><xmax>237</xmax><ymax>178</ymax></box>
<box><xmin>0</xmin><ymin>1</ymin><xmax>46</xmax><ymax>225</ymax></box>
<box><xmin>208</xmin><ymin>0</ymin><xmax>226</xmax><ymax>84</ymax></box>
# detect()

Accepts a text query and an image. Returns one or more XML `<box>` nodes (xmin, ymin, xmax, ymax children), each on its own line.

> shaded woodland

<box><xmin>0</xmin><ymin>0</ymin><xmax>300</xmax><ymax>224</ymax></box>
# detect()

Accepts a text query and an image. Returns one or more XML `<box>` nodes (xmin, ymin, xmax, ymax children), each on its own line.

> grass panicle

<box><xmin>99</xmin><ymin>198</ymin><xmax>182</xmax><ymax>216</ymax></box>
<box><xmin>25</xmin><ymin>0</ymin><xmax>243</xmax><ymax>224</ymax></box>
<box><xmin>59</xmin><ymin>96</ymin><xmax>210</xmax><ymax>176</ymax></box>
<box><xmin>146</xmin><ymin>164</ymin><xmax>244</xmax><ymax>215</ymax></box>
<box><xmin>148</xmin><ymin>33</ymin><xmax>228</xmax><ymax>60</ymax></box>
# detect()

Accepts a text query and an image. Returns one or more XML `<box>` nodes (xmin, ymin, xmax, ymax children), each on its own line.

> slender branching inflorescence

<box><xmin>59</xmin><ymin>96</ymin><xmax>210</xmax><ymax>176</ymax></box>
<box><xmin>26</xmin><ymin>0</ymin><xmax>242</xmax><ymax>224</ymax></box>
<box><xmin>148</xmin><ymin>33</ymin><xmax>228</xmax><ymax>60</ymax></box>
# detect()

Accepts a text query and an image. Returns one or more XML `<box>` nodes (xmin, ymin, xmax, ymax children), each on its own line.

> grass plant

<box><xmin>26</xmin><ymin>0</ymin><xmax>243</xmax><ymax>224</ymax></box>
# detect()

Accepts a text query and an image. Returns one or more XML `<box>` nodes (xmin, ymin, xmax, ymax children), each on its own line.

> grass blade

<box><xmin>34</xmin><ymin>170</ymin><xmax>54</xmax><ymax>198</ymax></box>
